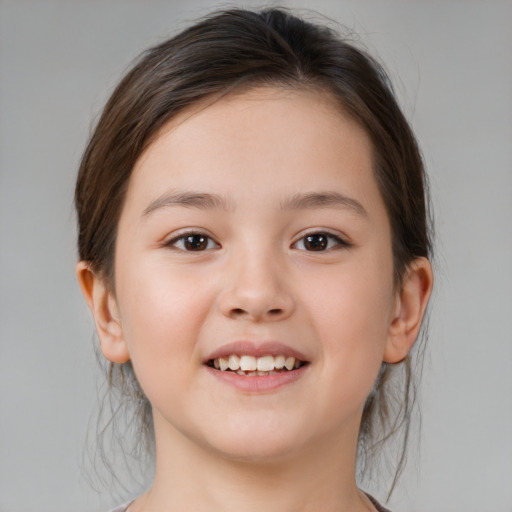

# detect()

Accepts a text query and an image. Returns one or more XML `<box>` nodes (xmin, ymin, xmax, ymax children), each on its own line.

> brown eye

<box><xmin>294</xmin><ymin>232</ymin><xmax>345</xmax><ymax>252</ymax></box>
<box><xmin>169</xmin><ymin>233</ymin><xmax>218</xmax><ymax>251</ymax></box>
<box><xmin>304</xmin><ymin>234</ymin><xmax>328</xmax><ymax>251</ymax></box>
<box><xmin>184</xmin><ymin>235</ymin><xmax>208</xmax><ymax>251</ymax></box>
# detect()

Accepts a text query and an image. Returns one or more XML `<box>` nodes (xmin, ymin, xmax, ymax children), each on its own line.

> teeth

<box><xmin>257</xmin><ymin>355</ymin><xmax>274</xmax><ymax>372</ymax></box>
<box><xmin>284</xmin><ymin>357</ymin><xmax>295</xmax><ymax>371</ymax></box>
<box><xmin>274</xmin><ymin>355</ymin><xmax>285</xmax><ymax>369</ymax></box>
<box><xmin>240</xmin><ymin>355</ymin><xmax>257</xmax><ymax>371</ymax></box>
<box><xmin>228</xmin><ymin>354</ymin><xmax>240</xmax><ymax>371</ymax></box>
<box><xmin>212</xmin><ymin>354</ymin><xmax>304</xmax><ymax>373</ymax></box>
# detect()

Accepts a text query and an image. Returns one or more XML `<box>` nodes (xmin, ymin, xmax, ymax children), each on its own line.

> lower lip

<box><xmin>205</xmin><ymin>365</ymin><xmax>309</xmax><ymax>392</ymax></box>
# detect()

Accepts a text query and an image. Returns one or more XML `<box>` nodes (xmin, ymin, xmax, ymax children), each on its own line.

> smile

<box><xmin>208</xmin><ymin>354</ymin><xmax>306</xmax><ymax>375</ymax></box>
<box><xmin>204</xmin><ymin>342</ymin><xmax>310</xmax><ymax>391</ymax></box>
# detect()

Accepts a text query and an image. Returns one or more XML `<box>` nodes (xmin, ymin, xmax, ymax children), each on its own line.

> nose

<box><xmin>218</xmin><ymin>250</ymin><xmax>295</xmax><ymax>323</ymax></box>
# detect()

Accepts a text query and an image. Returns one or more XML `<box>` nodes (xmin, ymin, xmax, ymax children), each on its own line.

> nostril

<box><xmin>229</xmin><ymin>307</ymin><xmax>284</xmax><ymax>318</ymax></box>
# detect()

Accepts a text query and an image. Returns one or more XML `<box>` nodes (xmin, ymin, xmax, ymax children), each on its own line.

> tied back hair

<box><xmin>76</xmin><ymin>7</ymin><xmax>433</xmax><ymax>500</ymax></box>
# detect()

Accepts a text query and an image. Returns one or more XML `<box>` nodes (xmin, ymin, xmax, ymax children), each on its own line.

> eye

<box><xmin>167</xmin><ymin>232</ymin><xmax>219</xmax><ymax>252</ymax></box>
<box><xmin>293</xmin><ymin>232</ymin><xmax>347</xmax><ymax>252</ymax></box>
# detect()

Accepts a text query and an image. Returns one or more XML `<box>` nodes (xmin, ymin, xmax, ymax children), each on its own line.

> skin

<box><xmin>78</xmin><ymin>87</ymin><xmax>433</xmax><ymax>512</ymax></box>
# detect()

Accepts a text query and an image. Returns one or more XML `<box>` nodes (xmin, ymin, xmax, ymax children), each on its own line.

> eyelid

<box><xmin>292</xmin><ymin>229</ymin><xmax>351</xmax><ymax>251</ymax></box>
<box><xmin>164</xmin><ymin>229</ymin><xmax>221</xmax><ymax>251</ymax></box>
<box><xmin>161</xmin><ymin>228</ymin><xmax>350</xmax><ymax>252</ymax></box>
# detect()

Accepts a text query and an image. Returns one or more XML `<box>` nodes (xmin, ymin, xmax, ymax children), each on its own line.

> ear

<box><xmin>384</xmin><ymin>257</ymin><xmax>433</xmax><ymax>364</ymax></box>
<box><xmin>76</xmin><ymin>261</ymin><xmax>130</xmax><ymax>364</ymax></box>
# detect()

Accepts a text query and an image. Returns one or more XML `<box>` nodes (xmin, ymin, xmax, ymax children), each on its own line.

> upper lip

<box><xmin>204</xmin><ymin>341</ymin><xmax>309</xmax><ymax>363</ymax></box>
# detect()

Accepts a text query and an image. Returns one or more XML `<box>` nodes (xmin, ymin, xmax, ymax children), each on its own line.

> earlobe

<box><xmin>384</xmin><ymin>257</ymin><xmax>433</xmax><ymax>363</ymax></box>
<box><xmin>76</xmin><ymin>261</ymin><xmax>131</xmax><ymax>364</ymax></box>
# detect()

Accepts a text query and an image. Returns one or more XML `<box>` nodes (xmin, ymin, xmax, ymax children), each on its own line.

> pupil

<box><xmin>185</xmin><ymin>235</ymin><xmax>207</xmax><ymax>251</ymax></box>
<box><xmin>305</xmin><ymin>234</ymin><xmax>327</xmax><ymax>251</ymax></box>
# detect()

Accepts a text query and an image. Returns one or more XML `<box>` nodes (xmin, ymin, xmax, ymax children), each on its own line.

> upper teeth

<box><xmin>213</xmin><ymin>355</ymin><xmax>301</xmax><ymax>372</ymax></box>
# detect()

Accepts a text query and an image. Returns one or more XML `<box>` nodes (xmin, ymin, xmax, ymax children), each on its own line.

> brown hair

<box><xmin>76</xmin><ymin>7</ymin><xmax>432</xmax><ymax>496</ymax></box>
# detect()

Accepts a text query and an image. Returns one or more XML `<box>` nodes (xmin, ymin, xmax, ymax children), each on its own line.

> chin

<box><xmin>213</xmin><ymin>439</ymin><xmax>302</xmax><ymax>465</ymax></box>
<box><xmin>198</xmin><ymin>415</ymin><xmax>309</xmax><ymax>463</ymax></box>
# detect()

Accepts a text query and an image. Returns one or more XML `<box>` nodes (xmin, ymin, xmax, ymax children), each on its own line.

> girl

<box><xmin>75</xmin><ymin>8</ymin><xmax>433</xmax><ymax>512</ymax></box>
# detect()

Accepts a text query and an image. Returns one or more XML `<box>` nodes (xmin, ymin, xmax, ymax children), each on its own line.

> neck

<box><xmin>131</xmin><ymin>412</ymin><xmax>374</xmax><ymax>512</ymax></box>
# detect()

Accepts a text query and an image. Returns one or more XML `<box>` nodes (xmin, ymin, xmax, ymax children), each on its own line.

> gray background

<box><xmin>1</xmin><ymin>1</ymin><xmax>511</xmax><ymax>511</ymax></box>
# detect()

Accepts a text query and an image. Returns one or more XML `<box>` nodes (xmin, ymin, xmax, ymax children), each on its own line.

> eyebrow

<box><xmin>142</xmin><ymin>189</ymin><xmax>367</xmax><ymax>218</ymax></box>
<box><xmin>142</xmin><ymin>191</ymin><xmax>231</xmax><ymax>217</ymax></box>
<box><xmin>281</xmin><ymin>191</ymin><xmax>368</xmax><ymax>217</ymax></box>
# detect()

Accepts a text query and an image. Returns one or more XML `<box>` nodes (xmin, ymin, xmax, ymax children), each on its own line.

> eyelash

<box><xmin>165</xmin><ymin>230</ymin><xmax>349</xmax><ymax>253</ymax></box>
<box><xmin>165</xmin><ymin>231</ymin><xmax>220</xmax><ymax>252</ymax></box>
<box><xmin>292</xmin><ymin>231</ymin><xmax>349</xmax><ymax>252</ymax></box>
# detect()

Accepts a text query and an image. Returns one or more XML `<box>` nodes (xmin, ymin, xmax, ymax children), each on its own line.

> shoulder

<box><xmin>108</xmin><ymin>504</ymin><xmax>131</xmax><ymax>512</ymax></box>
<box><xmin>106</xmin><ymin>498</ymin><xmax>390</xmax><ymax>512</ymax></box>
<box><xmin>366</xmin><ymin>494</ymin><xmax>392</xmax><ymax>512</ymax></box>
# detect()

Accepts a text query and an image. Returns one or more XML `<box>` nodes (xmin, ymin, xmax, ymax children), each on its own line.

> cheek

<box><xmin>114</xmin><ymin>259</ymin><xmax>214</xmax><ymax>381</ymax></box>
<box><xmin>303</xmin><ymin>256</ymin><xmax>395</xmax><ymax>397</ymax></box>
<box><xmin>308</xmin><ymin>254</ymin><xmax>394</xmax><ymax>335</ymax></box>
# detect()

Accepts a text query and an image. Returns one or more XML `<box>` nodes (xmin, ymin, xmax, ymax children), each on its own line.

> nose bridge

<box><xmin>220</xmin><ymin>238</ymin><xmax>294</xmax><ymax>321</ymax></box>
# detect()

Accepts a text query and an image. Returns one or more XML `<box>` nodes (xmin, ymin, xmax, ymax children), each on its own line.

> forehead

<box><xmin>129</xmin><ymin>87</ymin><xmax>378</xmax><ymax>203</ymax></box>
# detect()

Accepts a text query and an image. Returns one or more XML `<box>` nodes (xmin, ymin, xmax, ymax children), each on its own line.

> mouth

<box><xmin>204</xmin><ymin>342</ymin><xmax>310</xmax><ymax>390</ymax></box>
<box><xmin>207</xmin><ymin>354</ymin><xmax>308</xmax><ymax>376</ymax></box>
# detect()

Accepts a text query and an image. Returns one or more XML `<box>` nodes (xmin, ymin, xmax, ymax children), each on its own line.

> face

<box><xmin>110</xmin><ymin>87</ymin><xmax>399</xmax><ymax>461</ymax></box>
